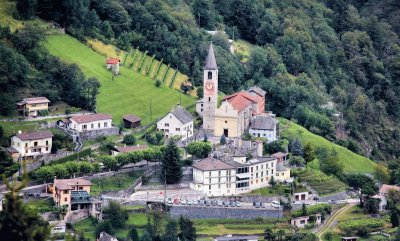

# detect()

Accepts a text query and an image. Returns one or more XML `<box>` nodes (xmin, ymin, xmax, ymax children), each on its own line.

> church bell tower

<box><xmin>202</xmin><ymin>43</ymin><xmax>218</xmax><ymax>131</ymax></box>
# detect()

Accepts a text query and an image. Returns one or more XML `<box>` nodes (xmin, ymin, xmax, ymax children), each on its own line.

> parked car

<box><xmin>260</xmin><ymin>202</ymin><xmax>266</xmax><ymax>208</ymax></box>
<box><xmin>235</xmin><ymin>201</ymin><xmax>241</xmax><ymax>207</ymax></box>
<box><xmin>224</xmin><ymin>201</ymin><xmax>230</xmax><ymax>207</ymax></box>
<box><xmin>180</xmin><ymin>199</ymin><xmax>187</xmax><ymax>205</ymax></box>
<box><xmin>166</xmin><ymin>197</ymin><xmax>173</xmax><ymax>205</ymax></box>
<box><xmin>205</xmin><ymin>200</ymin><xmax>211</xmax><ymax>206</ymax></box>
<box><xmin>230</xmin><ymin>202</ymin><xmax>236</xmax><ymax>207</ymax></box>
<box><xmin>187</xmin><ymin>200</ymin><xmax>194</xmax><ymax>205</ymax></box>
<box><xmin>174</xmin><ymin>199</ymin><xmax>180</xmax><ymax>204</ymax></box>
<box><xmin>271</xmin><ymin>201</ymin><xmax>281</xmax><ymax>208</ymax></box>
<box><xmin>217</xmin><ymin>200</ymin><xmax>223</xmax><ymax>206</ymax></box>
<box><xmin>211</xmin><ymin>200</ymin><xmax>217</xmax><ymax>206</ymax></box>
<box><xmin>255</xmin><ymin>203</ymin><xmax>261</xmax><ymax>208</ymax></box>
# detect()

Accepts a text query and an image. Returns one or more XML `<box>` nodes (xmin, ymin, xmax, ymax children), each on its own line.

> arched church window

<box><xmin>208</xmin><ymin>71</ymin><xmax>212</xmax><ymax>79</ymax></box>
<box><xmin>209</xmin><ymin>97</ymin><xmax>211</xmax><ymax>102</ymax></box>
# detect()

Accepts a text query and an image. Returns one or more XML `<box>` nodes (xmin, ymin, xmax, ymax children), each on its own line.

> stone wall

<box><xmin>79</xmin><ymin>127</ymin><xmax>119</xmax><ymax>141</ymax></box>
<box><xmin>169</xmin><ymin>206</ymin><xmax>283</xmax><ymax>219</ymax></box>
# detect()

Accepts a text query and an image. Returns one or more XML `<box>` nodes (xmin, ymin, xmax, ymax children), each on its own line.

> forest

<box><xmin>9</xmin><ymin>0</ymin><xmax>400</xmax><ymax>162</ymax></box>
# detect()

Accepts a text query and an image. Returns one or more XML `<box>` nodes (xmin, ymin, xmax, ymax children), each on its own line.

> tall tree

<box><xmin>163</xmin><ymin>219</ymin><xmax>178</xmax><ymax>241</ymax></box>
<box><xmin>128</xmin><ymin>226</ymin><xmax>139</xmax><ymax>241</ymax></box>
<box><xmin>303</xmin><ymin>142</ymin><xmax>315</xmax><ymax>166</ymax></box>
<box><xmin>161</xmin><ymin>140</ymin><xmax>182</xmax><ymax>184</ymax></box>
<box><xmin>290</xmin><ymin>138</ymin><xmax>303</xmax><ymax>157</ymax></box>
<box><xmin>0</xmin><ymin>174</ymin><xmax>50</xmax><ymax>240</ymax></box>
<box><xmin>178</xmin><ymin>216</ymin><xmax>196</xmax><ymax>241</ymax></box>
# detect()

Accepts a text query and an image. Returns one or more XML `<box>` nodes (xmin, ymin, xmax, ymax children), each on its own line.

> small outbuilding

<box><xmin>341</xmin><ymin>237</ymin><xmax>359</xmax><ymax>241</ymax></box>
<box><xmin>106</xmin><ymin>57</ymin><xmax>120</xmax><ymax>74</ymax></box>
<box><xmin>122</xmin><ymin>114</ymin><xmax>141</xmax><ymax>129</ymax></box>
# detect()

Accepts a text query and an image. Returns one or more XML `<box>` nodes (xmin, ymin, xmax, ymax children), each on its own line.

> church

<box><xmin>196</xmin><ymin>43</ymin><xmax>271</xmax><ymax>138</ymax></box>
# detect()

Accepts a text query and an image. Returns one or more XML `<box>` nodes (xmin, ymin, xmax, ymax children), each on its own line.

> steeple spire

<box><xmin>204</xmin><ymin>42</ymin><xmax>218</xmax><ymax>70</ymax></box>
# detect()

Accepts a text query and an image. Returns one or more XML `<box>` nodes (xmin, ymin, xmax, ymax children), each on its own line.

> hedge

<box><xmin>49</xmin><ymin>149</ymin><xmax>92</xmax><ymax>166</ymax></box>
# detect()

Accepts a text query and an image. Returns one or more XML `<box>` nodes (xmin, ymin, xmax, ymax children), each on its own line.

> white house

<box><xmin>190</xmin><ymin>155</ymin><xmax>283</xmax><ymax>197</ymax></box>
<box><xmin>11</xmin><ymin>130</ymin><xmax>53</xmax><ymax>160</ymax></box>
<box><xmin>69</xmin><ymin>113</ymin><xmax>113</xmax><ymax>132</ymax></box>
<box><xmin>291</xmin><ymin>214</ymin><xmax>322</xmax><ymax>228</ymax></box>
<box><xmin>99</xmin><ymin>231</ymin><xmax>118</xmax><ymax>241</ymax></box>
<box><xmin>191</xmin><ymin>157</ymin><xmax>237</xmax><ymax>197</ymax></box>
<box><xmin>249</xmin><ymin>114</ymin><xmax>279</xmax><ymax>143</ymax></box>
<box><xmin>49</xmin><ymin>220</ymin><xmax>66</xmax><ymax>234</ymax></box>
<box><xmin>106</xmin><ymin>58</ymin><xmax>120</xmax><ymax>75</ymax></box>
<box><xmin>157</xmin><ymin>105</ymin><xmax>194</xmax><ymax>141</ymax></box>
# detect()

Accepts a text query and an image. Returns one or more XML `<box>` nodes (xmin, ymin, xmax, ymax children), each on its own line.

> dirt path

<box><xmin>315</xmin><ymin>203</ymin><xmax>355</xmax><ymax>240</ymax></box>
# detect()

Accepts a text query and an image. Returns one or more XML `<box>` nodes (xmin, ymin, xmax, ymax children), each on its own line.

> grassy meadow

<box><xmin>280</xmin><ymin>118</ymin><xmax>376</xmax><ymax>174</ymax></box>
<box><xmin>45</xmin><ymin>35</ymin><xmax>196</xmax><ymax>123</ymax></box>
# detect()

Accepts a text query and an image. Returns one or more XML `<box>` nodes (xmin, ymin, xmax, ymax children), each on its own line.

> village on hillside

<box><xmin>1</xmin><ymin>39</ymin><xmax>399</xmax><ymax>241</ymax></box>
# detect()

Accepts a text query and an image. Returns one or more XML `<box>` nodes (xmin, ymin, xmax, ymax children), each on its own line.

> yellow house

<box><xmin>275</xmin><ymin>162</ymin><xmax>291</xmax><ymax>182</ymax></box>
<box><xmin>16</xmin><ymin>97</ymin><xmax>50</xmax><ymax>117</ymax></box>
<box><xmin>52</xmin><ymin>178</ymin><xmax>102</xmax><ymax>221</ymax></box>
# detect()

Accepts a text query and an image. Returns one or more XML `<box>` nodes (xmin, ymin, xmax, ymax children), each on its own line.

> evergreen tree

<box><xmin>0</xmin><ymin>174</ymin><xmax>50</xmax><ymax>240</ymax></box>
<box><xmin>163</xmin><ymin>219</ymin><xmax>178</xmax><ymax>241</ymax></box>
<box><xmin>394</xmin><ymin>228</ymin><xmax>400</xmax><ymax>241</ymax></box>
<box><xmin>128</xmin><ymin>226</ymin><xmax>139</xmax><ymax>241</ymax></box>
<box><xmin>303</xmin><ymin>142</ymin><xmax>315</xmax><ymax>165</ymax></box>
<box><xmin>291</xmin><ymin>138</ymin><xmax>303</xmax><ymax>157</ymax></box>
<box><xmin>268</xmin><ymin>176</ymin><xmax>277</xmax><ymax>188</ymax></box>
<box><xmin>178</xmin><ymin>216</ymin><xmax>196</xmax><ymax>241</ymax></box>
<box><xmin>162</xmin><ymin>140</ymin><xmax>182</xmax><ymax>184</ymax></box>
<box><xmin>391</xmin><ymin>209</ymin><xmax>400</xmax><ymax>227</ymax></box>
<box><xmin>220</xmin><ymin>134</ymin><xmax>226</xmax><ymax>145</ymax></box>
<box><xmin>16</xmin><ymin>0</ymin><xmax>37</xmax><ymax>19</ymax></box>
<box><xmin>301</xmin><ymin>203</ymin><xmax>307</xmax><ymax>216</ymax></box>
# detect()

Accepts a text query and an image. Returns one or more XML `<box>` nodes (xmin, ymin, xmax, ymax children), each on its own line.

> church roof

<box><xmin>222</xmin><ymin>91</ymin><xmax>261</xmax><ymax>112</ymax></box>
<box><xmin>204</xmin><ymin>43</ymin><xmax>218</xmax><ymax>70</ymax></box>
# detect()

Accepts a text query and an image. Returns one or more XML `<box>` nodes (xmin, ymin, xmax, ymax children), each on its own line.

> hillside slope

<box><xmin>45</xmin><ymin>34</ymin><xmax>195</xmax><ymax>123</ymax></box>
<box><xmin>280</xmin><ymin>118</ymin><xmax>376</xmax><ymax>174</ymax></box>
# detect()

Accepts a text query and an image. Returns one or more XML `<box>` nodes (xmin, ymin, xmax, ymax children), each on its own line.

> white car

<box><xmin>187</xmin><ymin>200</ymin><xmax>193</xmax><ymax>205</ymax></box>
<box><xmin>166</xmin><ymin>198</ymin><xmax>173</xmax><ymax>205</ymax></box>
<box><xmin>180</xmin><ymin>199</ymin><xmax>187</xmax><ymax>205</ymax></box>
<box><xmin>271</xmin><ymin>201</ymin><xmax>281</xmax><ymax>208</ymax></box>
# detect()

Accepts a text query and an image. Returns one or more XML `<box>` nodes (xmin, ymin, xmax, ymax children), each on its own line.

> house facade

<box><xmin>16</xmin><ymin>97</ymin><xmax>50</xmax><ymax>117</ymax></box>
<box><xmin>249</xmin><ymin>114</ymin><xmax>279</xmax><ymax>143</ymax></box>
<box><xmin>69</xmin><ymin>113</ymin><xmax>113</xmax><ymax>132</ymax></box>
<box><xmin>290</xmin><ymin>214</ymin><xmax>322</xmax><ymax>228</ymax></box>
<box><xmin>52</xmin><ymin>178</ymin><xmax>102</xmax><ymax>220</ymax></box>
<box><xmin>11</xmin><ymin>130</ymin><xmax>53</xmax><ymax>160</ymax></box>
<box><xmin>157</xmin><ymin>105</ymin><xmax>194</xmax><ymax>140</ymax></box>
<box><xmin>190</xmin><ymin>155</ymin><xmax>285</xmax><ymax>196</ymax></box>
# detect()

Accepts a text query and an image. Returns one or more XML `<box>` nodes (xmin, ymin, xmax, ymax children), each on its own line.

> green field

<box><xmin>280</xmin><ymin>118</ymin><xmax>376</xmax><ymax>174</ymax></box>
<box><xmin>90</xmin><ymin>170</ymin><xmax>143</xmax><ymax>196</ymax></box>
<box><xmin>45</xmin><ymin>35</ymin><xmax>196</xmax><ymax>123</ymax></box>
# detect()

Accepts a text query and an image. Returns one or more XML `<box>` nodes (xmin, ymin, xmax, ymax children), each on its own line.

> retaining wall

<box><xmin>169</xmin><ymin>206</ymin><xmax>283</xmax><ymax>219</ymax></box>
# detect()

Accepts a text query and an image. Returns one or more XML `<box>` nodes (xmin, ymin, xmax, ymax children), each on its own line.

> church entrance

<box><xmin>223</xmin><ymin>129</ymin><xmax>229</xmax><ymax>137</ymax></box>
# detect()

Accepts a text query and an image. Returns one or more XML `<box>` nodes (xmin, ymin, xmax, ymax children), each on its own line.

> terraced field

<box><xmin>296</xmin><ymin>168</ymin><xmax>347</xmax><ymax>196</ymax></box>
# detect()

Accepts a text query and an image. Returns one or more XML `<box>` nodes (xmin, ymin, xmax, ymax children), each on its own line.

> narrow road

<box><xmin>315</xmin><ymin>203</ymin><xmax>355</xmax><ymax>240</ymax></box>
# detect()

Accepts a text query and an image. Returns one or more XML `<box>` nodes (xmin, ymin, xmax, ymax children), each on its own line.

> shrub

<box><xmin>123</xmin><ymin>134</ymin><xmax>136</xmax><ymax>145</ymax></box>
<box><xmin>155</xmin><ymin>80</ymin><xmax>161</xmax><ymax>87</ymax></box>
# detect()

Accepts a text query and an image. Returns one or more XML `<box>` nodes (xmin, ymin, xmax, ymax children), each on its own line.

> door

<box><xmin>223</xmin><ymin>129</ymin><xmax>229</xmax><ymax>137</ymax></box>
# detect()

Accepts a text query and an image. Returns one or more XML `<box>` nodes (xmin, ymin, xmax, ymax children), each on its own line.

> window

<box><xmin>300</xmin><ymin>220</ymin><xmax>306</xmax><ymax>224</ymax></box>
<box><xmin>63</xmin><ymin>190</ymin><xmax>68</xmax><ymax>194</ymax></box>
<box><xmin>46</xmin><ymin>140</ymin><xmax>48</xmax><ymax>145</ymax></box>
<box><xmin>79</xmin><ymin>187</ymin><xmax>83</xmax><ymax>190</ymax></box>
<box><xmin>225</xmin><ymin>120</ymin><xmax>227</xmax><ymax>124</ymax></box>
<box><xmin>209</xmin><ymin>97</ymin><xmax>211</xmax><ymax>102</ymax></box>
<box><xmin>208</xmin><ymin>71</ymin><xmax>212</xmax><ymax>79</ymax></box>
<box><xmin>218</xmin><ymin>177</ymin><xmax>221</xmax><ymax>183</ymax></box>
<box><xmin>83</xmin><ymin>124</ymin><xmax>87</xmax><ymax>129</ymax></box>
<box><xmin>91</xmin><ymin>123</ymin><xmax>94</xmax><ymax>128</ymax></box>
<box><xmin>209</xmin><ymin>171</ymin><xmax>211</xmax><ymax>176</ymax></box>
<box><xmin>104</xmin><ymin>122</ymin><xmax>108</xmax><ymax>128</ymax></box>
<box><xmin>209</xmin><ymin>185</ymin><xmax>211</xmax><ymax>190</ymax></box>
<box><xmin>64</xmin><ymin>197</ymin><xmax>67</xmax><ymax>202</ymax></box>
<box><xmin>46</xmin><ymin>147</ymin><xmax>48</xmax><ymax>151</ymax></box>
<box><xmin>201</xmin><ymin>104</ymin><xmax>203</xmax><ymax>107</ymax></box>
<box><xmin>276</xmin><ymin>173</ymin><xmax>279</xmax><ymax>176</ymax></box>
<box><xmin>165</xmin><ymin>123</ymin><xmax>169</xmax><ymax>127</ymax></box>
<box><xmin>201</xmin><ymin>108</ymin><xmax>203</xmax><ymax>112</ymax></box>
<box><xmin>176</xmin><ymin>128</ymin><xmax>180</xmax><ymax>131</ymax></box>
<box><xmin>98</xmin><ymin>123</ymin><xmax>101</xmax><ymax>128</ymax></box>
<box><xmin>218</xmin><ymin>184</ymin><xmax>221</xmax><ymax>189</ymax></box>
<box><xmin>218</xmin><ymin>171</ymin><xmax>221</xmax><ymax>176</ymax></box>
<box><xmin>34</xmin><ymin>141</ymin><xmax>38</xmax><ymax>146</ymax></box>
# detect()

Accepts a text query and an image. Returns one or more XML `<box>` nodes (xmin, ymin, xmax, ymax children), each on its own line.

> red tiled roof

<box><xmin>6</xmin><ymin>147</ymin><xmax>19</xmax><ymax>154</ymax></box>
<box><xmin>16</xmin><ymin>130</ymin><xmax>53</xmax><ymax>141</ymax></box>
<box><xmin>70</xmin><ymin>113</ymin><xmax>112</xmax><ymax>124</ymax></box>
<box><xmin>273</xmin><ymin>152</ymin><xmax>287</xmax><ymax>158</ymax></box>
<box><xmin>106</xmin><ymin>58</ymin><xmax>120</xmax><ymax>64</ymax></box>
<box><xmin>123</xmin><ymin>114</ymin><xmax>141</xmax><ymax>123</ymax></box>
<box><xmin>222</xmin><ymin>91</ymin><xmax>262</xmax><ymax>112</ymax></box>
<box><xmin>115</xmin><ymin>144</ymin><xmax>148</xmax><ymax>153</ymax></box>
<box><xmin>379</xmin><ymin>184</ymin><xmax>400</xmax><ymax>194</ymax></box>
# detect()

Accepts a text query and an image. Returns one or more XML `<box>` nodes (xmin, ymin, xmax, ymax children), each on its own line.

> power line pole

<box><xmin>149</xmin><ymin>99</ymin><xmax>153</xmax><ymax>121</ymax></box>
